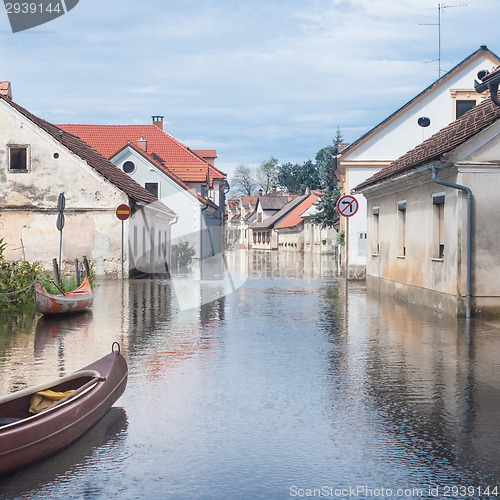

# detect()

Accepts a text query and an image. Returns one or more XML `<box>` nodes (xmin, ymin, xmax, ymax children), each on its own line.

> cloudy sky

<box><xmin>0</xmin><ymin>0</ymin><xmax>498</xmax><ymax>178</ymax></box>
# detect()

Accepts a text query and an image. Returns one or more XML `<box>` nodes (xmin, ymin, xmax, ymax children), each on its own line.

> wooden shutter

<box><xmin>439</xmin><ymin>204</ymin><xmax>445</xmax><ymax>245</ymax></box>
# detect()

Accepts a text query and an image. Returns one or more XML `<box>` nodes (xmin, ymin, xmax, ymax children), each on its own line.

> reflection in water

<box><xmin>1</xmin><ymin>251</ymin><xmax>500</xmax><ymax>498</ymax></box>
<box><xmin>0</xmin><ymin>407</ymin><xmax>128</xmax><ymax>498</ymax></box>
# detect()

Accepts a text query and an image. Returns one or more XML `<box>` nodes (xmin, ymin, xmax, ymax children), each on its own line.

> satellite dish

<box><xmin>418</xmin><ymin>117</ymin><xmax>431</xmax><ymax>128</ymax></box>
<box><xmin>477</xmin><ymin>69</ymin><xmax>488</xmax><ymax>81</ymax></box>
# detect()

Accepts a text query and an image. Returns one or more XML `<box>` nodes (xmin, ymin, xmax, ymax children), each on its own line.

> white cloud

<box><xmin>1</xmin><ymin>0</ymin><xmax>499</xmax><ymax>168</ymax></box>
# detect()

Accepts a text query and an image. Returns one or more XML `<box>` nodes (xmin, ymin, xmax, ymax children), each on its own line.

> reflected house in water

<box><xmin>0</xmin><ymin>88</ymin><xmax>176</xmax><ymax>277</ymax></box>
<box><xmin>354</xmin><ymin>94</ymin><xmax>500</xmax><ymax>317</ymax></box>
<box><xmin>359</xmin><ymin>289</ymin><xmax>500</xmax><ymax>481</ymax></box>
<box><xmin>58</xmin><ymin>120</ymin><xmax>228</xmax><ymax>264</ymax></box>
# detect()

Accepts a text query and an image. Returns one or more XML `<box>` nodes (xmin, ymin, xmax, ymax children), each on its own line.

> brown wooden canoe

<box><xmin>0</xmin><ymin>344</ymin><xmax>128</xmax><ymax>476</ymax></box>
<box><xmin>34</xmin><ymin>277</ymin><xmax>93</xmax><ymax>315</ymax></box>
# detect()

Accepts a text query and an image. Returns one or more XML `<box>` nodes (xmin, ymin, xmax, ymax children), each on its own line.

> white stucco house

<box><xmin>108</xmin><ymin>143</ymin><xmax>219</xmax><ymax>264</ymax></box>
<box><xmin>354</xmin><ymin>94</ymin><xmax>500</xmax><ymax>317</ymax></box>
<box><xmin>335</xmin><ymin>45</ymin><xmax>500</xmax><ymax>278</ymax></box>
<box><xmin>0</xmin><ymin>92</ymin><xmax>177</xmax><ymax>278</ymax></box>
<box><xmin>58</xmin><ymin>120</ymin><xmax>228</xmax><ymax>264</ymax></box>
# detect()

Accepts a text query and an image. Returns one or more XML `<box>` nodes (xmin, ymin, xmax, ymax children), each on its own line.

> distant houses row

<box><xmin>227</xmin><ymin>190</ymin><xmax>337</xmax><ymax>256</ymax></box>
<box><xmin>0</xmin><ymin>83</ymin><xmax>227</xmax><ymax>277</ymax></box>
<box><xmin>337</xmin><ymin>45</ymin><xmax>500</xmax><ymax>317</ymax></box>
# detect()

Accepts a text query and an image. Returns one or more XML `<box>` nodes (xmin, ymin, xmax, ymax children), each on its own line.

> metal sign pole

<box><xmin>59</xmin><ymin>230</ymin><xmax>63</xmax><ymax>282</ymax></box>
<box><xmin>115</xmin><ymin>204</ymin><xmax>131</xmax><ymax>281</ymax></box>
<box><xmin>56</xmin><ymin>193</ymin><xmax>65</xmax><ymax>282</ymax></box>
<box><xmin>336</xmin><ymin>194</ymin><xmax>358</xmax><ymax>311</ymax></box>
<box><xmin>121</xmin><ymin>220</ymin><xmax>124</xmax><ymax>281</ymax></box>
<box><xmin>345</xmin><ymin>217</ymin><xmax>349</xmax><ymax>299</ymax></box>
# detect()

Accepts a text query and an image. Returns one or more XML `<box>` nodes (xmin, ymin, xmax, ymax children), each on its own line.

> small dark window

<box><xmin>456</xmin><ymin>100</ymin><xmax>475</xmax><ymax>119</ymax></box>
<box><xmin>123</xmin><ymin>161</ymin><xmax>135</xmax><ymax>174</ymax></box>
<box><xmin>10</xmin><ymin>147</ymin><xmax>27</xmax><ymax>171</ymax></box>
<box><xmin>145</xmin><ymin>182</ymin><xmax>159</xmax><ymax>198</ymax></box>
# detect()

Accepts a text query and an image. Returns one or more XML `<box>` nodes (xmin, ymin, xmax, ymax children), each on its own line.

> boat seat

<box><xmin>0</xmin><ymin>417</ymin><xmax>23</xmax><ymax>427</ymax></box>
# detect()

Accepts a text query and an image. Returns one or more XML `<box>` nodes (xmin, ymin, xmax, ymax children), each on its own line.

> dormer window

<box><xmin>450</xmin><ymin>89</ymin><xmax>485</xmax><ymax>120</ymax></box>
<box><xmin>456</xmin><ymin>100</ymin><xmax>475</xmax><ymax>119</ymax></box>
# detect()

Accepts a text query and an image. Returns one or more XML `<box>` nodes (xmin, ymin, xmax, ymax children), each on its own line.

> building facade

<box><xmin>355</xmin><ymin>95</ymin><xmax>500</xmax><ymax>316</ymax></box>
<box><xmin>0</xmin><ymin>94</ymin><xmax>176</xmax><ymax>277</ymax></box>
<box><xmin>336</xmin><ymin>46</ymin><xmax>500</xmax><ymax>278</ymax></box>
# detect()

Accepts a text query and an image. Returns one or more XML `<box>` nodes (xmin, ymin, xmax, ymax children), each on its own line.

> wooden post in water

<box><xmin>83</xmin><ymin>256</ymin><xmax>90</xmax><ymax>277</ymax></box>
<box><xmin>52</xmin><ymin>258</ymin><xmax>60</xmax><ymax>287</ymax></box>
<box><xmin>75</xmin><ymin>258</ymin><xmax>80</xmax><ymax>286</ymax></box>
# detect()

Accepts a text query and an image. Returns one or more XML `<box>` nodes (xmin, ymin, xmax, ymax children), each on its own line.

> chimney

<box><xmin>137</xmin><ymin>136</ymin><xmax>147</xmax><ymax>152</ymax></box>
<box><xmin>152</xmin><ymin>115</ymin><xmax>164</xmax><ymax>131</ymax></box>
<box><xmin>0</xmin><ymin>81</ymin><xmax>12</xmax><ymax>100</ymax></box>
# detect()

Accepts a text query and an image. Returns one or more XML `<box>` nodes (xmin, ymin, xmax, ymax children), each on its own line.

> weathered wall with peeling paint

<box><xmin>0</xmin><ymin>99</ymin><xmax>173</xmax><ymax>277</ymax></box>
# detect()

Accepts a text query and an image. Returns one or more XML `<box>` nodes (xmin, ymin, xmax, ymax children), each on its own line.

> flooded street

<box><xmin>1</xmin><ymin>251</ymin><xmax>500</xmax><ymax>499</ymax></box>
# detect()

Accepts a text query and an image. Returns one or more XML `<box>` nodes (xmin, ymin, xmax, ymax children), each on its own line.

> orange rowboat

<box><xmin>34</xmin><ymin>277</ymin><xmax>93</xmax><ymax>315</ymax></box>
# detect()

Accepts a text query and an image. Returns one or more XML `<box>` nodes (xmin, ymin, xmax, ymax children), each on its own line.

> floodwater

<box><xmin>1</xmin><ymin>251</ymin><xmax>500</xmax><ymax>499</ymax></box>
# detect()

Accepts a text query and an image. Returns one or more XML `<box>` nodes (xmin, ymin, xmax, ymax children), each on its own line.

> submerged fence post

<box><xmin>75</xmin><ymin>258</ymin><xmax>80</xmax><ymax>286</ymax></box>
<box><xmin>52</xmin><ymin>258</ymin><xmax>60</xmax><ymax>287</ymax></box>
<box><xmin>83</xmin><ymin>256</ymin><xmax>90</xmax><ymax>277</ymax></box>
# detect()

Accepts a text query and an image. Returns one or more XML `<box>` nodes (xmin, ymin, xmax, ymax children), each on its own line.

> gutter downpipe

<box><xmin>431</xmin><ymin>164</ymin><xmax>472</xmax><ymax>318</ymax></box>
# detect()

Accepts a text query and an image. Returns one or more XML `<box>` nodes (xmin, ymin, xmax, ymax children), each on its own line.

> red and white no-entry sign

<box><xmin>336</xmin><ymin>195</ymin><xmax>359</xmax><ymax>217</ymax></box>
<box><xmin>116</xmin><ymin>204</ymin><xmax>131</xmax><ymax>221</ymax></box>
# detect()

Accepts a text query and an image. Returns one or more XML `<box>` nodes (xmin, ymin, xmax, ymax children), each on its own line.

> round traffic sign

<box><xmin>57</xmin><ymin>192</ymin><xmax>65</xmax><ymax>212</ymax></box>
<box><xmin>116</xmin><ymin>204</ymin><xmax>131</xmax><ymax>221</ymax></box>
<box><xmin>336</xmin><ymin>195</ymin><xmax>359</xmax><ymax>217</ymax></box>
<box><xmin>56</xmin><ymin>212</ymin><xmax>65</xmax><ymax>231</ymax></box>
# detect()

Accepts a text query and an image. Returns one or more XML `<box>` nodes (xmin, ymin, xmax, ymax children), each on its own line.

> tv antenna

<box><xmin>420</xmin><ymin>3</ymin><xmax>467</xmax><ymax>78</ymax></box>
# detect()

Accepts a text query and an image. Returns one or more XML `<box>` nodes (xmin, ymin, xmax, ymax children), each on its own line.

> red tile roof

<box><xmin>116</xmin><ymin>142</ymin><xmax>217</xmax><ymax>209</ymax></box>
<box><xmin>240</xmin><ymin>195</ymin><xmax>258</xmax><ymax>207</ymax></box>
<box><xmin>57</xmin><ymin>124</ymin><xmax>226</xmax><ymax>184</ymax></box>
<box><xmin>0</xmin><ymin>96</ymin><xmax>175</xmax><ymax>217</ymax></box>
<box><xmin>355</xmin><ymin>95</ymin><xmax>500</xmax><ymax>191</ymax></box>
<box><xmin>275</xmin><ymin>192</ymin><xmax>321</xmax><ymax>229</ymax></box>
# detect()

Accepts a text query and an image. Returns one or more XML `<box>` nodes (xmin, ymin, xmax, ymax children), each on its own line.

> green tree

<box><xmin>316</xmin><ymin>126</ymin><xmax>343</xmax><ymax>190</ymax></box>
<box><xmin>315</xmin><ymin>146</ymin><xmax>336</xmax><ymax>190</ymax></box>
<box><xmin>311</xmin><ymin>127</ymin><xmax>343</xmax><ymax>226</ymax></box>
<box><xmin>277</xmin><ymin>160</ymin><xmax>322</xmax><ymax>194</ymax></box>
<box><xmin>312</xmin><ymin>188</ymin><xmax>340</xmax><ymax>229</ymax></box>
<box><xmin>256</xmin><ymin>157</ymin><xmax>279</xmax><ymax>194</ymax></box>
<box><xmin>171</xmin><ymin>240</ymin><xmax>196</xmax><ymax>269</ymax></box>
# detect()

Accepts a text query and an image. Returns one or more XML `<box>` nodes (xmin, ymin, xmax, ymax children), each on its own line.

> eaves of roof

<box><xmin>57</xmin><ymin>124</ymin><xmax>226</xmax><ymax>184</ymax></box>
<box><xmin>354</xmin><ymin>95</ymin><xmax>500</xmax><ymax>192</ymax></box>
<box><xmin>250</xmin><ymin>195</ymin><xmax>309</xmax><ymax>229</ymax></box>
<box><xmin>0</xmin><ymin>95</ymin><xmax>176</xmax><ymax>218</ymax></box>
<box><xmin>339</xmin><ymin>46</ymin><xmax>500</xmax><ymax>158</ymax></box>
<box><xmin>112</xmin><ymin>143</ymin><xmax>218</xmax><ymax>209</ymax></box>
<box><xmin>275</xmin><ymin>193</ymin><xmax>321</xmax><ymax>229</ymax></box>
